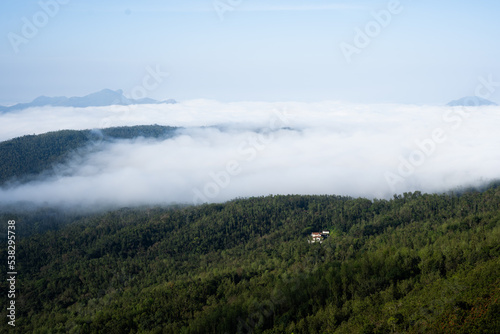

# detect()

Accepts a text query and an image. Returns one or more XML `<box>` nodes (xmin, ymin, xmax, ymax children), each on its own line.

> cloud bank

<box><xmin>0</xmin><ymin>100</ymin><xmax>499</xmax><ymax>207</ymax></box>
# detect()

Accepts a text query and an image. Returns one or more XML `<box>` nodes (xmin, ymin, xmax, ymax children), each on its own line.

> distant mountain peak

<box><xmin>447</xmin><ymin>96</ymin><xmax>497</xmax><ymax>107</ymax></box>
<box><xmin>0</xmin><ymin>89</ymin><xmax>176</xmax><ymax>113</ymax></box>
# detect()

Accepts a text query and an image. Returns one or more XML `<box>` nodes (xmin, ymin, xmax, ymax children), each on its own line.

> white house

<box><xmin>309</xmin><ymin>231</ymin><xmax>330</xmax><ymax>243</ymax></box>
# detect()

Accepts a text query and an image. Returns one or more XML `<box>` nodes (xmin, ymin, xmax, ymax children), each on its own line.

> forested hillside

<box><xmin>0</xmin><ymin>125</ymin><xmax>179</xmax><ymax>185</ymax></box>
<box><xmin>1</xmin><ymin>186</ymin><xmax>499</xmax><ymax>333</ymax></box>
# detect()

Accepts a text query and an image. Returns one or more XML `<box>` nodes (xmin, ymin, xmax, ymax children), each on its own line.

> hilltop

<box><xmin>447</xmin><ymin>96</ymin><xmax>497</xmax><ymax>107</ymax></box>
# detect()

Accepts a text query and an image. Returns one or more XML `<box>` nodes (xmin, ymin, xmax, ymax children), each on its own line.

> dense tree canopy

<box><xmin>0</xmin><ymin>125</ymin><xmax>179</xmax><ymax>185</ymax></box>
<box><xmin>0</xmin><ymin>185</ymin><xmax>499</xmax><ymax>333</ymax></box>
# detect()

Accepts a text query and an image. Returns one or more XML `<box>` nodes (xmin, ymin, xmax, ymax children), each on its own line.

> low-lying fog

<box><xmin>1</xmin><ymin>100</ymin><xmax>499</xmax><ymax>207</ymax></box>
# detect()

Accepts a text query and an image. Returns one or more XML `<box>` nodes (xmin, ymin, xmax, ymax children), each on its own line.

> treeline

<box><xmin>0</xmin><ymin>187</ymin><xmax>499</xmax><ymax>333</ymax></box>
<box><xmin>0</xmin><ymin>125</ymin><xmax>179</xmax><ymax>185</ymax></box>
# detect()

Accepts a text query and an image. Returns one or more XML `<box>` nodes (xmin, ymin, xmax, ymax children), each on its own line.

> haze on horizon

<box><xmin>1</xmin><ymin>0</ymin><xmax>500</xmax><ymax>105</ymax></box>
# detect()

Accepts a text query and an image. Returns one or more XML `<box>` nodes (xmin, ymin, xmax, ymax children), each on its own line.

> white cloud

<box><xmin>0</xmin><ymin>101</ymin><xmax>499</xmax><ymax>207</ymax></box>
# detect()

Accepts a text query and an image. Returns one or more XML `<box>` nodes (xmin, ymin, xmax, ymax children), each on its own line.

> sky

<box><xmin>1</xmin><ymin>0</ymin><xmax>500</xmax><ymax>105</ymax></box>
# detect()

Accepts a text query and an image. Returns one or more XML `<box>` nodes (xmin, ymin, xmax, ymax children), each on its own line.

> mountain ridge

<box><xmin>447</xmin><ymin>96</ymin><xmax>498</xmax><ymax>107</ymax></box>
<box><xmin>0</xmin><ymin>89</ymin><xmax>176</xmax><ymax>112</ymax></box>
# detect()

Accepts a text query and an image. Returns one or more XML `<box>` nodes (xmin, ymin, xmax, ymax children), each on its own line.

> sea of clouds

<box><xmin>0</xmin><ymin>100</ymin><xmax>499</xmax><ymax>207</ymax></box>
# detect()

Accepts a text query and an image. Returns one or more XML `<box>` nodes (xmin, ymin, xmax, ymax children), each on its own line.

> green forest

<box><xmin>1</xmin><ymin>185</ymin><xmax>499</xmax><ymax>333</ymax></box>
<box><xmin>0</xmin><ymin>125</ymin><xmax>179</xmax><ymax>186</ymax></box>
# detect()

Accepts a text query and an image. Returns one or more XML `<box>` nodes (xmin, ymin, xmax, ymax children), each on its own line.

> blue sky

<box><xmin>1</xmin><ymin>0</ymin><xmax>499</xmax><ymax>105</ymax></box>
